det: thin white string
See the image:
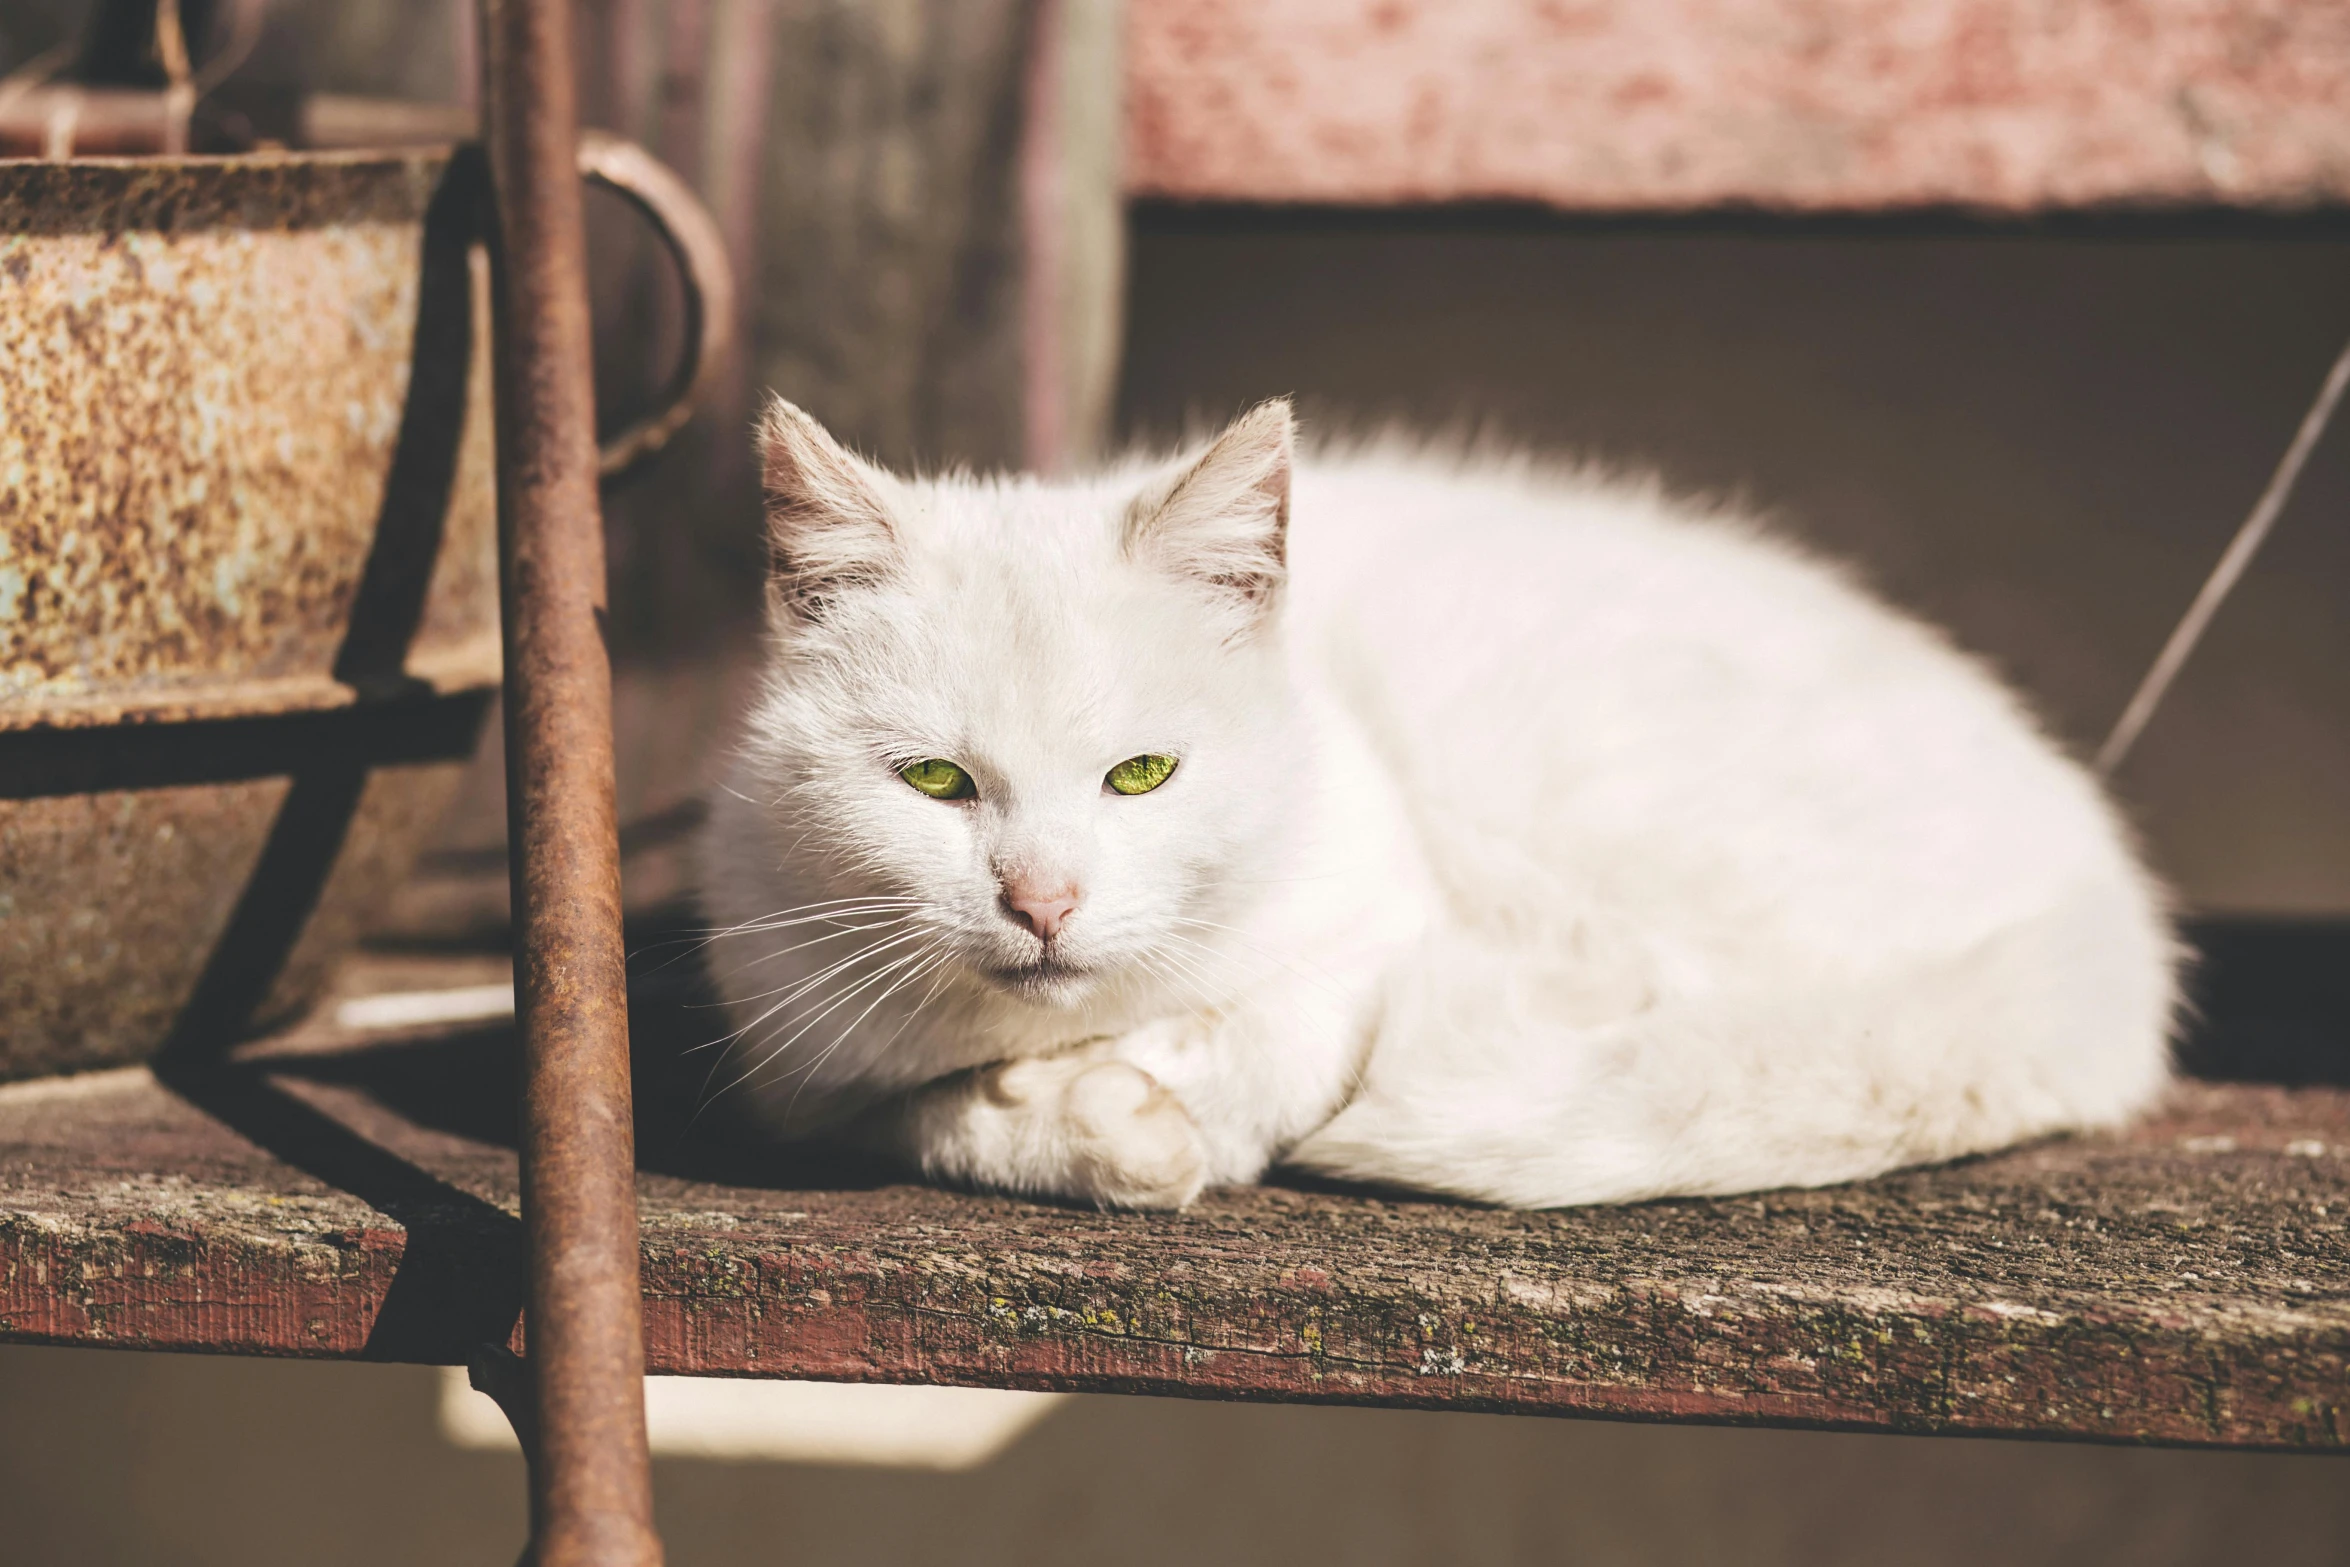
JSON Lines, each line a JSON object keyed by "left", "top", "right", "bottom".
{"left": 2097, "top": 332, "right": 2350, "bottom": 776}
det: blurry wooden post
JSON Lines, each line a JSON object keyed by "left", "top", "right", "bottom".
{"left": 1020, "top": 0, "right": 1125, "bottom": 475}
{"left": 478, "top": 0, "right": 662, "bottom": 1562}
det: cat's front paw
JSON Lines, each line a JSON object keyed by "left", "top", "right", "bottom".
{"left": 1067, "top": 1059, "right": 1210, "bottom": 1209}
{"left": 998, "top": 1057, "right": 1208, "bottom": 1209}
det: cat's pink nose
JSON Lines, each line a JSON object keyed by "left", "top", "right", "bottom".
{"left": 1001, "top": 879, "right": 1081, "bottom": 942}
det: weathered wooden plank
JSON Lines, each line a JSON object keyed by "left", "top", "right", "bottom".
{"left": 3, "top": 957, "right": 2347, "bottom": 1450}
{"left": 1126, "top": 0, "right": 2350, "bottom": 212}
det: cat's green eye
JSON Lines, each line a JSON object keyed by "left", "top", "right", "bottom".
{"left": 1105, "top": 753, "right": 1179, "bottom": 796}
{"left": 900, "top": 758, "right": 976, "bottom": 800}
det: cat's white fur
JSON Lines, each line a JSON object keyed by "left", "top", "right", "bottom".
{"left": 695, "top": 396, "right": 2176, "bottom": 1209}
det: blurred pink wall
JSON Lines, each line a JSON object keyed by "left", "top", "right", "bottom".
{"left": 1127, "top": 1, "right": 2350, "bottom": 210}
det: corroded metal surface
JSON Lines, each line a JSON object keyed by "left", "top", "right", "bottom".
{"left": 1127, "top": 0, "right": 2350, "bottom": 211}
{"left": 0, "top": 151, "right": 502, "bottom": 1078}
{"left": 0, "top": 986, "right": 2344, "bottom": 1452}
{"left": 0, "top": 153, "right": 502, "bottom": 725}
{"left": 481, "top": 0, "right": 663, "bottom": 1557}
{"left": 0, "top": 780, "right": 296, "bottom": 1075}
{"left": 575, "top": 129, "right": 735, "bottom": 481}
{"left": 0, "top": 737, "right": 481, "bottom": 1079}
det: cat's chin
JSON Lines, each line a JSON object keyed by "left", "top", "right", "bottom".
{"left": 977, "top": 954, "right": 1099, "bottom": 1007}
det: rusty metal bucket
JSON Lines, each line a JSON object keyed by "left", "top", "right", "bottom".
{"left": 0, "top": 138, "right": 729, "bottom": 1080}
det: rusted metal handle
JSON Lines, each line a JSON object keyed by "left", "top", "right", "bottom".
{"left": 577, "top": 129, "right": 736, "bottom": 481}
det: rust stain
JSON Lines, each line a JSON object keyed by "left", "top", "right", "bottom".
{"left": 0, "top": 152, "right": 501, "bottom": 1078}
{"left": 0, "top": 154, "right": 499, "bottom": 718}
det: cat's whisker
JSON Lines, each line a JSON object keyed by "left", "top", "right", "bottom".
{"left": 698, "top": 947, "right": 932, "bottom": 1110}
{"left": 787, "top": 944, "right": 951, "bottom": 1083}
{"left": 723, "top": 943, "right": 943, "bottom": 1098}
{"left": 685, "top": 911, "right": 952, "bottom": 1124}
{"left": 638, "top": 898, "right": 926, "bottom": 971}
{"left": 1141, "top": 939, "right": 1233, "bottom": 1010}
{"left": 706, "top": 915, "right": 927, "bottom": 985}
{"left": 1137, "top": 949, "right": 1225, "bottom": 1017}
{"left": 886, "top": 955, "right": 959, "bottom": 1048}
{"left": 733, "top": 937, "right": 931, "bottom": 1055}
{"left": 777, "top": 946, "right": 957, "bottom": 1121}
{"left": 691, "top": 926, "right": 934, "bottom": 1051}
{"left": 853, "top": 945, "right": 956, "bottom": 1056}
{"left": 1141, "top": 944, "right": 1337, "bottom": 1072}
{"left": 1166, "top": 918, "right": 1350, "bottom": 1001}
{"left": 1157, "top": 932, "right": 1303, "bottom": 1004}
{"left": 725, "top": 928, "right": 934, "bottom": 1026}
{"left": 712, "top": 909, "right": 925, "bottom": 943}
{"left": 697, "top": 935, "right": 912, "bottom": 1025}
{"left": 702, "top": 900, "right": 925, "bottom": 942}
{"left": 691, "top": 893, "right": 924, "bottom": 934}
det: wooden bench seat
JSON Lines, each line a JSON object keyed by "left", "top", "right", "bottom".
{"left": 5, "top": 941, "right": 2344, "bottom": 1452}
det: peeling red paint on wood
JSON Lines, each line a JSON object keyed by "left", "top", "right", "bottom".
{"left": 3, "top": 1024, "right": 2348, "bottom": 1449}
{"left": 1125, "top": 0, "right": 2350, "bottom": 211}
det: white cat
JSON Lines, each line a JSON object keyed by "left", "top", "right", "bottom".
{"left": 694, "top": 395, "right": 2176, "bottom": 1209}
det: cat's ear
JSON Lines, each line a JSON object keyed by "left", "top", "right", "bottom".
{"left": 1123, "top": 398, "right": 1292, "bottom": 627}
{"left": 757, "top": 395, "right": 899, "bottom": 623}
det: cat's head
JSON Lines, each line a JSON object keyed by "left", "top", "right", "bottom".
{"left": 724, "top": 397, "right": 1303, "bottom": 1009}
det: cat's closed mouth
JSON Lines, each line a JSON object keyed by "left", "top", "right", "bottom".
{"left": 980, "top": 954, "right": 1095, "bottom": 998}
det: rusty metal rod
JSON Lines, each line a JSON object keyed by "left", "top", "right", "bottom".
{"left": 478, "top": 1, "right": 662, "bottom": 1562}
